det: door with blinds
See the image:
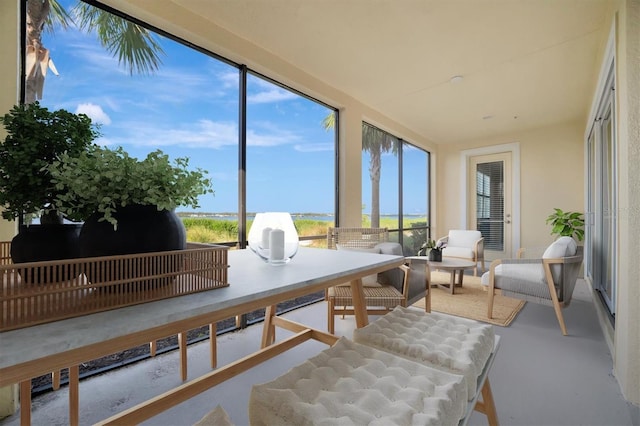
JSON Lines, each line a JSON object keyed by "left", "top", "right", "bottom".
{"left": 468, "top": 153, "right": 512, "bottom": 261}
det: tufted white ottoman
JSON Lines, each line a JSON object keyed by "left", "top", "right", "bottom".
{"left": 249, "top": 337, "right": 468, "bottom": 426}
{"left": 353, "top": 306, "right": 495, "bottom": 400}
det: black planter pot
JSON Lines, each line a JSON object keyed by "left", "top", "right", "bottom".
{"left": 79, "top": 205, "right": 186, "bottom": 291}
{"left": 10, "top": 223, "right": 82, "bottom": 284}
{"left": 428, "top": 249, "right": 442, "bottom": 262}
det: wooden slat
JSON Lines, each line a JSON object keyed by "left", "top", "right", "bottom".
{"left": 95, "top": 330, "right": 316, "bottom": 426}
{"left": 0, "top": 244, "right": 229, "bottom": 331}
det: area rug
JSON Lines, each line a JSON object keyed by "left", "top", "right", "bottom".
{"left": 411, "top": 271, "right": 525, "bottom": 327}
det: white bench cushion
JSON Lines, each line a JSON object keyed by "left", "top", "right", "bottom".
{"left": 353, "top": 306, "right": 494, "bottom": 400}
{"left": 249, "top": 337, "right": 467, "bottom": 426}
{"left": 194, "top": 405, "right": 234, "bottom": 426}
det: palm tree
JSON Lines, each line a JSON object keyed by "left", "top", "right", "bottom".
{"left": 25, "top": 0, "right": 164, "bottom": 104}
{"left": 322, "top": 112, "right": 399, "bottom": 228}
{"left": 361, "top": 123, "right": 399, "bottom": 228}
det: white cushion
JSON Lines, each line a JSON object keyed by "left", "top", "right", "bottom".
{"left": 542, "top": 236, "right": 577, "bottom": 258}
{"left": 442, "top": 247, "right": 474, "bottom": 259}
{"left": 354, "top": 306, "right": 495, "bottom": 400}
{"left": 336, "top": 244, "right": 381, "bottom": 286}
{"left": 336, "top": 244, "right": 380, "bottom": 254}
{"left": 194, "top": 405, "right": 234, "bottom": 426}
{"left": 542, "top": 237, "right": 577, "bottom": 283}
{"left": 375, "top": 242, "right": 404, "bottom": 256}
{"left": 481, "top": 264, "right": 546, "bottom": 287}
{"left": 447, "top": 230, "right": 482, "bottom": 248}
{"left": 249, "top": 337, "right": 468, "bottom": 426}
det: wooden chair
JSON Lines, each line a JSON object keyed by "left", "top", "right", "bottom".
{"left": 436, "top": 229, "right": 485, "bottom": 276}
{"left": 483, "top": 237, "right": 583, "bottom": 335}
{"left": 325, "top": 227, "right": 410, "bottom": 334}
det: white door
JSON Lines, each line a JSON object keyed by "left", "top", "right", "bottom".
{"left": 468, "top": 152, "right": 513, "bottom": 261}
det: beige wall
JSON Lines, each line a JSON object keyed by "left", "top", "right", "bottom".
{"left": 611, "top": 0, "right": 640, "bottom": 405}
{"left": 0, "top": 2, "right": 20, "bottom": 418}
{"left": 0, "top": 0, "right": 19, "bottom": 242}
{"left": 435, "top": 122, "right": 584, "bottom": 250}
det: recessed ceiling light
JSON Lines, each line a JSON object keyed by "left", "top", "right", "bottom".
{"left": 450, "top": 75, "right": 464, "bottom": 84}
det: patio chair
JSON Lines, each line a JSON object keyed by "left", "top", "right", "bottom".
{"left": 325, "top": 227, "right": 427, "bottom": 334}
{"left": 482, "top": 236, "right": 583, "bottom": 335}
{"left": 437, "top": 229, "right": 485, "bottom": 275}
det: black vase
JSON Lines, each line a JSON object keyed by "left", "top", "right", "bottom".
{"left": 428, "top": 249, "right": 442, "bottom": 262}
{"left": 10, "top": 224, "right": 82, "bottom": 284}
{"left": 79, "top": 205, "right": 186, "bottom": 291}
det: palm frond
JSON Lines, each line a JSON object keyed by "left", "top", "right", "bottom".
{"left": 74, "top": 2, "right": 165, "bottom": 75}
{"left": 43, "top": 0, "right": 74, "bottom": 33}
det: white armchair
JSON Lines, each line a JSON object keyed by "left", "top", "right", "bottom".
{"left": 481, "top": 236, "right": 583, "bottom": 335}
{"left": 437, "top": 229, "right": 484, "bottom": 276}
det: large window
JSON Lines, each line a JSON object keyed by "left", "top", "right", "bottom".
{"left": 22, "top": 0, "right": 336, "bottom": 246}
{"left": 362, "top": 123, "right": 430, "bottom": 255}
{"left": 20, "top": 0, "right": 337, "bottom": 391}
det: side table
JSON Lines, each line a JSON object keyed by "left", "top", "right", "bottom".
{"left": 408, "top": 257, "right": 477, "bottom": 295}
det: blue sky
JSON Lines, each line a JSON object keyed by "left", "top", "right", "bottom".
{"left": 36, "top": 1, "right": 426, "bottom": 216}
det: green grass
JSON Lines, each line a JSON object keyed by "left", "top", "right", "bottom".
{"left": 182, "top": 216, "right": 429, "bottom": 247}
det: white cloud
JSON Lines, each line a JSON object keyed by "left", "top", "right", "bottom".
{"left": 101, "top": 118, "right": 305, "bottom": 150}
{"left": 75, "top": 103, "right": 112, "bottom": 125}
{"left": 103, "top": 119, "right": 238, "bottom": 149}
{"left": 219, "top": 71, "right": 239, "bottom": 88}
{"left": 247, "top": 87, "right": 297, "bottom": 104}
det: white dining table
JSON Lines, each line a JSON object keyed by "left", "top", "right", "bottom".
{"left": 0, "top": 247, "right": 405, "bottom": 425}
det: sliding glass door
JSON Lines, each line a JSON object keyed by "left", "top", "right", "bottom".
{"left": 586, "top": 63, "right": 617, "bottom": 317}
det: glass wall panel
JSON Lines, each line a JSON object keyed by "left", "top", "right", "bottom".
{"left": 22, "top": 0, "right": 336, "bottom": 247}
{"left": 362, "top": 122, "right": 430, "bottom": 252}
{"left": 362, "top": 123, "right": 399, "bottom": 231}
{"left": 246, "top": 73, "right": 336, "bottom": 245}
{"left": 402, "top": 144, "right": 429, "bottom": 255}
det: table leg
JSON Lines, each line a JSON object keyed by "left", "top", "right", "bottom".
{"left": 69, "top": 365, "right": 79, "bottom": 426}
{"left": 480, "top": 378, "right": 499, "bottom": 426}
{"left": 261, "top": 304, "right": 277, "bottom": 348}
{"left": 209, "top": 323, "right": 217, "bottom": 369}
{"left": 19, "top": 380, "right": 30, "bottom": 426}
{"left": 350, "top": 278, "right": 369, "bottom": 328}
{"left": 457, "top": 269, "right": 465, "bottom": 287}
{"left": 424, "top": 263, "right": 431, "bottom": 312}
{"left": 178, "top": 332, "right": 187, "bottom": 381}
{"left": 449, "top": 271, "right": 455, "bottom": 294}
{"left": 52, "top": 370, "right": 61, "bottom": 390}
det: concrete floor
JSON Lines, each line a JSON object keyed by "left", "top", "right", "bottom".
{"left": 1, "top": 280, "right": 638, "bottom": 426}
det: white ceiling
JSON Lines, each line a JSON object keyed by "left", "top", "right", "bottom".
{"left": 170, "top": 0, "right": 612, "bottom": 144}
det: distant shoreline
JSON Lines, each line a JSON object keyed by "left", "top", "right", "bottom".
{"left": 176, "top": 212, "right": 335, "bottom": 218}
{"left": 33, "top": 212, "right": 427, "bottom": 225}
{"left": 176, "top": 212, "right": 427, "bottom": 220}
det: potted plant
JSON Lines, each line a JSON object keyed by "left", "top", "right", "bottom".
{"left": 0, "top": 102, "right": 99, "bottom": 265}
{"left": 417, "top": 238, "right": 446, "bottom": 261}
{"left": 545, "top": 208, "right": 585, "bottom": 242}
{"left": 48, "top": 145, "right": 214, "bottom": 259}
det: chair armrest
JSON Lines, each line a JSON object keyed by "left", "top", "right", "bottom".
{"left": 474, "top": 237, "right": 484, "bottom": 255}
{"left": 398, "top": 263, "right": 410, "bottom": 300}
